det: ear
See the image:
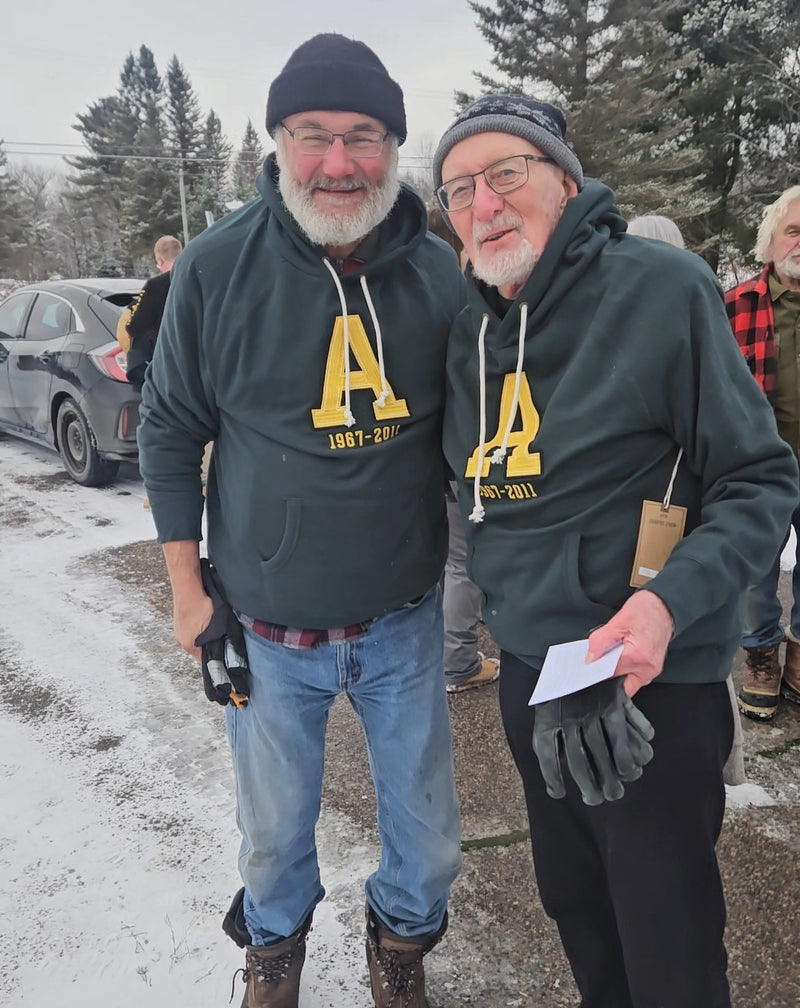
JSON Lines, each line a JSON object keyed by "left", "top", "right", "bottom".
{"left": 560, "top": 173, "right": 579, "bottom": 208}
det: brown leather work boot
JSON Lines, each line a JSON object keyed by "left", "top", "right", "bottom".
{"left": 365, "top": 905, "right": 446, "bottom": 1008}
{"left": 782, "top": 639, "right": 800, "bottom": 704}
{"left": 239, "top": 913, "right": 312, "bottom": 1008}
{"left": 738, "top": 645, "right": 782, "bottom": 721}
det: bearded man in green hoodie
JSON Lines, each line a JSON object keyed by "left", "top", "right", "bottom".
{"left": 433, "top": 95, "right": 798, "bottom": 1008}
{"left": 137, "top": 34, "right": 465, "bottom": 1008}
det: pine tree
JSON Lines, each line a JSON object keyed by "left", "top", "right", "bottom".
{"left": 0, "top": 141, "right": 26, "bottom": 277}
{"left": 69, "top": 93, "right": 138, "bottom": 244}
{"left": 662, "top": 1, "right": 800, "bottom": 271}
{"left": 231, "top": 121, "right": 265, "bottom": 203}
{"left": 166, "top": 54, "right": 206, "bottom": 235}
{"left": 191, "top": 110, "right": 233, "bottom": 230}
{"left": 464, "top": 2, "right": 705, "bottom": 221}
{"left": 69, "top": 46, "right": 182, "bottom": 269}
{"left": 465, "top": 0, "right": 800, "bottom": 268}
{"left": 117, "top": 46, "right": 181, "bottom": 260}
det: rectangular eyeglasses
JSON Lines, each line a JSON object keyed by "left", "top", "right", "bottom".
{"left": 280, "top": 123, "right": 389, "bottom": 158}
{"left": 437, "top": 154, "right": 555, "bottom": 212}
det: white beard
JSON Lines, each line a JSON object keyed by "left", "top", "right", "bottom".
{"left": 471, "top": 239, "right": 539, "bottom": 291}
{"left": 277, "top": 148, "right": 400, "bottom": 249}
{"left": 470, "top": 210, "right": 539, "bottom": 290}
{"left": 471, "top": 196, "right": 556, "bottom": 292}
{"left": 775, "top": 253, "right": 800, "bottom": 281}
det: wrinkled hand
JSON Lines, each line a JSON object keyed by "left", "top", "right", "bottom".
{"left": 531, "top": 677, "right": 655, "bottom": 806}
{"left": 586, "top": 590, "right": 674, "bottom": 697}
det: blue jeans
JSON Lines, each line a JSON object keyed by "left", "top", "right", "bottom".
{"left": 226, "top": 585, "right": 462, "bottom": 945}
{"left": 742, "top": 502, "right": 800, "bottom": 648}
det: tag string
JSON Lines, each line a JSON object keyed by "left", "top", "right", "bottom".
{"left": 662, "top": 448, "right": 684, "bottom": 511}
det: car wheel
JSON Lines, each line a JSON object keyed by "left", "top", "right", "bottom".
{"left": 56, "top": 397, "right": 120, "bottom": 487}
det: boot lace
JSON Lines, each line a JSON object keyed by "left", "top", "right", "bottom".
{"left": 747, "top": 647, "right": 779, "bottom": 681}
{"left": 246, "top": 948, "right": 295, "bottom": 984}
{"left": 371, "top": 942, "right": 420, "bottom": 1006}
{"left": 228, "top": 949, "right": 295, "bottom": 1003}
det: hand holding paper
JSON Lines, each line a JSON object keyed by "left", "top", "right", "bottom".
{"left": 586, "top": 589, "right": 674, "bottom": 697}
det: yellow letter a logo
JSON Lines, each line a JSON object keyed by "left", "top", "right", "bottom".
{"left": 465, "top": 372, "right": 541, "bottom": 478}
{"left": 311, "top": 314, "right": 410, "bottom": 429}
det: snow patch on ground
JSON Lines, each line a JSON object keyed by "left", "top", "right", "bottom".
{"left": 0, "top": 440, "right": 379, "bottom": 1007}
{"left": 725, "top": 782, "right": 777, "bottom": 808}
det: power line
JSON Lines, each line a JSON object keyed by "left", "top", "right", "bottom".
{"left": 3, "top": 142, "right": 434, "bottom": 168}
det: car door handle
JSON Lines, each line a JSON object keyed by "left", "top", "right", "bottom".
{"left": 37, "top": 351, "right": 55, "bottom": 364}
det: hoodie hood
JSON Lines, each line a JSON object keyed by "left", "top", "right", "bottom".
{"left": 471, "top": 179, "right": 627, "bottom": 344}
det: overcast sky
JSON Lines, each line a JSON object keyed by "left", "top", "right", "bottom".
{"left": 1, "top": 0, "right": 495, "bottom": 172}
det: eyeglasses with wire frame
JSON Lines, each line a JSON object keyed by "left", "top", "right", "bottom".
{"left": 280, "top": 122, "right": 390, "bottom": 158}
{"left": 436, "top": 154, "right": 556, "bottom": 212}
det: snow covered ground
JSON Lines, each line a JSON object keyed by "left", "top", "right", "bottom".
{"left": 0, "top": 439, "right": 379, "bottom": 1007}
{"left": 2, "top": 435, "right": 798, "bottom": 1008}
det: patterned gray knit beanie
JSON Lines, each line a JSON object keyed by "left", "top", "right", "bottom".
{"left": 433, "top": 94, "right": 583, "bottom": 191}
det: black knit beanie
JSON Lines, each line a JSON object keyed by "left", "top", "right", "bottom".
{"left": 266, "top": 33, "right": 407, "bottom": 145}
{"left": 434, "top": 94, "right": 583, "bottom": 191}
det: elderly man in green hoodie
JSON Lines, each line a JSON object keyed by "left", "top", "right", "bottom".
{"left": 138, "top": 33, "right": 465, "bottom": 1008}
{"left": 433, "top": 94, "right": 798, "bottom": 1008}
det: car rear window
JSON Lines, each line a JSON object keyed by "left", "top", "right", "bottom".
{"left": 88, "top": 291, "right": 142, "bottom": 336}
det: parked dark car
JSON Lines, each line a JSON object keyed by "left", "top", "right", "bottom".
{"left": 0, "top": 278, "right": 145, "bottom": 486}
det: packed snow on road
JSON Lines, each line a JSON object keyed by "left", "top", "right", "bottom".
{"left": 0, "top": 438, "right": 379, "bottom": 1007}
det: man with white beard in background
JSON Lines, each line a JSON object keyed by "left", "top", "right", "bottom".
{"left": 137, "top": 33, "right": 464, "bottom": 1008}
{"left": 726, "top": 185, "right": 800, "bottom": 721}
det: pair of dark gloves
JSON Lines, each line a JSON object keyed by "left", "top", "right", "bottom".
{"left": 532, "top": 677, "right": 655, "bottom": 806}
{"left": 194, "top": 559, "right": 250, "bottom": 708}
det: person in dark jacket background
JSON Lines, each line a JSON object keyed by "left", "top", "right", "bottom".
{"left": 725, "top": 185, "right": 800, "bottom": 721}
{"left": 433, "top": 94, "right": 798, "bottom": 1008}
{"left": 137, "top": 34, "right": 464, "bottom": 1008}
{"left": 125, "top": 234, "right": 182, "bottom": 389}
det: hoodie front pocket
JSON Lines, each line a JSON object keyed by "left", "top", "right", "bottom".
{"left": 259, "top": 498, "right": 302, "bottom": 574}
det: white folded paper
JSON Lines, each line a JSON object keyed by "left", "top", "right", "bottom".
{"left": 529, "top": 639, "right": 624, "bottom": 705}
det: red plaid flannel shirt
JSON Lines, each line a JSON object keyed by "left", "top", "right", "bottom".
{"left": 724, "top": 264, "right": 776, "bottom": 395}
{"left": 239, "top": 612, "right": 371, "bottom": 649}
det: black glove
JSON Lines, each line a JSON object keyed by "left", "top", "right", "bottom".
{"left": 194, "top": 559, "right": 250, "bottom": 708}
{"left": 222, "top": 887, "right": 251, "bottom": 948}
{"left": 531, "top": 677, "right": 654, "bottom": 806}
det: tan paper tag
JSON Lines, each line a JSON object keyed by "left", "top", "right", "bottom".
{"left": 629, "top": 499, "right": 687, "bottom": 588}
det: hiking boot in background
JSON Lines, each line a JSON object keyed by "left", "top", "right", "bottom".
{"left": 365, "top": 905, "right": 446, "bottom": 1008}
{"left": 738, "top": 644, "right": 782, "bottom": 720}
{"left": 446, "top": 653, "right": 500, "bottom": 693}
{"left": 781, "top": 637, "right": 800, "bottom": 704}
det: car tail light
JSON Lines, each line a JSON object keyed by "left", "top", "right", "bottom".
{"left": 89, "top": 341, "right": 130, "bottom": 383}
{"left": 119, "top": 403, "right": 141, "bottom": 440}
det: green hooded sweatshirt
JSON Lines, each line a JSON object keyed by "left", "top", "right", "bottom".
{"left": 444, "top": 180, "right": 798, "bottom": 683}
{"left": 138, "top": 155, "right": 465, "bottom": 628}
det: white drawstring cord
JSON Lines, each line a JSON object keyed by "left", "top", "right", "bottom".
{"left": 469, "top": 313, "right": 491, "bottom": 523}
{"left": 662, "top": 448, "right": 684, "bottom": 510}
{"left": 491, "top": 302, "right": 528, "bottom": 464}
{"left": 360, "top": 275, "right": 390, "bottom": 407}
{"left": 322, "top": 258, "right": 356, "bottom": 426}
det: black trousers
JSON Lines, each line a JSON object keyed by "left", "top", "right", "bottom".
{"left": 499, "top": 651, "right": 733, "bottom": 1008}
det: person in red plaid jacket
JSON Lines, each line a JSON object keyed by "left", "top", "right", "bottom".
{"left": 725, "top": 185, "right": 800, "bottom": 720}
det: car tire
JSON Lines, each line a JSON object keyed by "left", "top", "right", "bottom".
{"left": 56, "top": 397, "right": 120, "bottom": 487}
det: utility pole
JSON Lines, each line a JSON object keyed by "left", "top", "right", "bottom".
{"left": 178, "top": 160, "right": 190, "bottom": 244}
